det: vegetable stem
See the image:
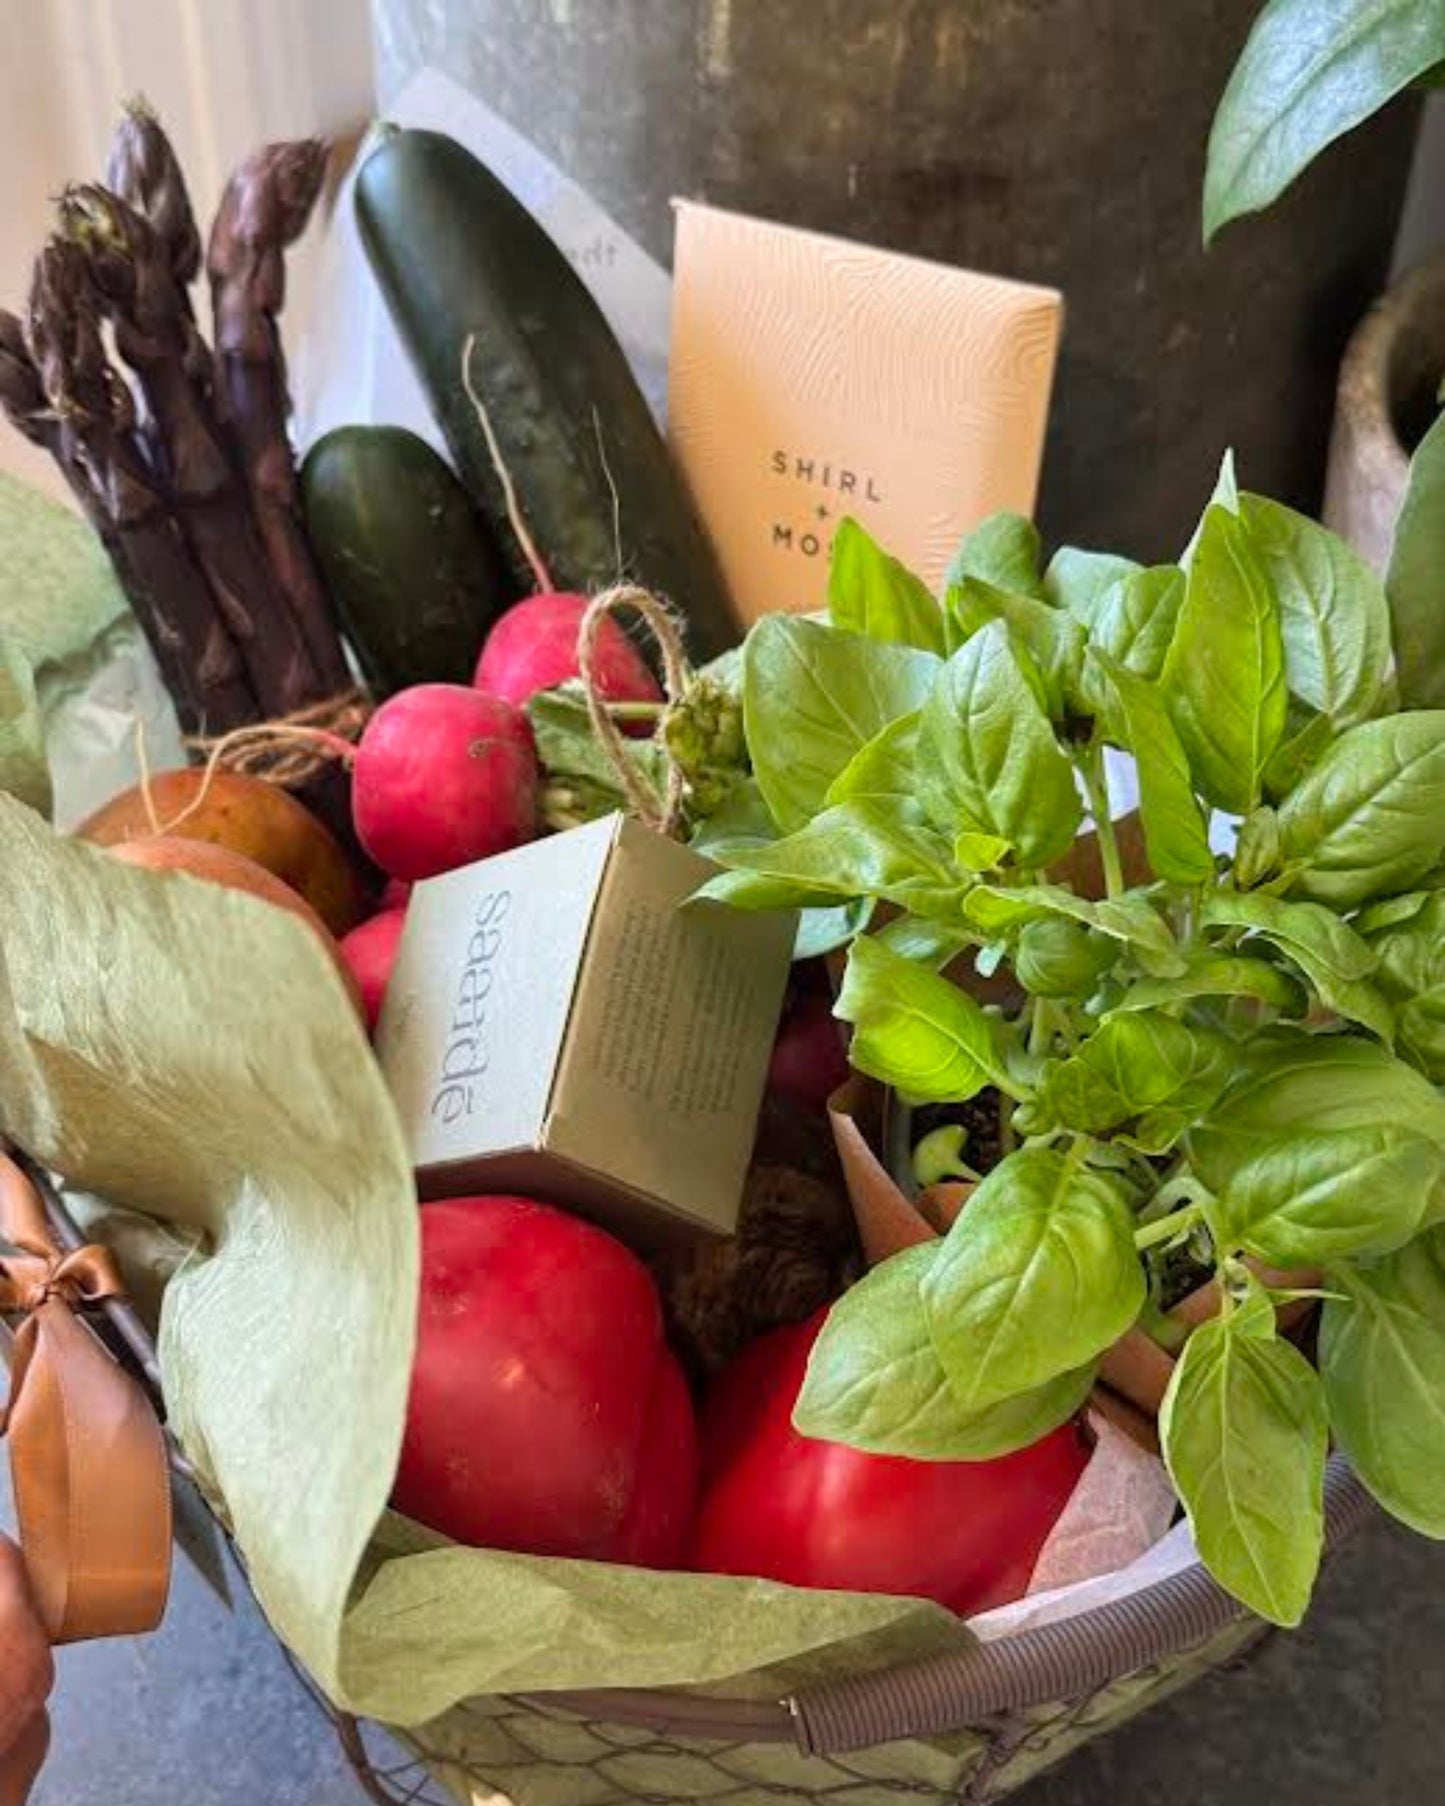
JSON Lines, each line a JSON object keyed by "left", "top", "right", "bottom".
{"left": 1081, "top": 744, "right": 1124, "bottom": 898}
{"left": 1134, "top": 1200, "right": 1207, "bottom": 1251}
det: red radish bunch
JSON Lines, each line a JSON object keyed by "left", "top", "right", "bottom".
{"left": 396, "top": 1196, "right": 697, "bottom": 1567}
{"left": 351, "top": 683, "right": 537, "bottom": 882}
{"left": 474, "top": 592, "right": 660, "bottom": 721}
{"left": 340, "top": 906, "right": 408, "bottom": 1032}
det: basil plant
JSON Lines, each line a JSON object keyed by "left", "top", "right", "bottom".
{"left": 694, "top": 472, "right": 1445, "bottom": 1627}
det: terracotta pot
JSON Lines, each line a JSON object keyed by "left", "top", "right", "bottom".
{"left": 1323, "top": 251, "right": 1445, "bottom": 572}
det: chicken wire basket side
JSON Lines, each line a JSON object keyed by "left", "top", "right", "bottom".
{"left": 19, "top": 1164, "right": 1375, "bottom": 1806}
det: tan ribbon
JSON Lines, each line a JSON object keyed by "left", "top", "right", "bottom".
{"left": 0, "top": 1154, "right": 171, "bottom": 1644}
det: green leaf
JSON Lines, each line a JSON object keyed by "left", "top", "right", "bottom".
{"left": 1364, "top": 889, "right": 1445, "bottom": 1081}
{"left": 706, "top": 797, "right": 960, "bottom": 915}
{"left": 872, "top": 915, "right": 975, "bottom": 970}
{"left": 1043, "top": 547, "right": 1141, "bottom": 627}
{"left": 527, "top": 682, "right": 668, "bottom": 813}
{"left": 1109, "top": 953, "right": 1307, "bottom": 1018}
{"left": 741, "top": 615, "right": 940, "bottom": 833}
{"left": 1085, "top": 566, "right": 1187, "bottom": 690}
{"left": 1239, "top": 493, "right": 1391, "bottom": 726}
{"left": 794, "top": 897, "right": 876, "bottom": 960}
{"left": 1276, "top": 711, "right": 1445, "bottom": 908}
{"left": 794, "top": 1244, "right": 1094, "bottom": 1460}
{"left": 1163, "top": 502, "right": 1287, "bottom": 813}
{"left": 1263, "top": 705, "right": 1336, "bottom": 801}
{"left": 918, "top": 622, "right": 1082, "bottom": 868}
{"left": 824, "top": 712, "right": 920, "bottom": 806}
{"left": 945, "top": 511, "right": 1044, "bottom": 599}
{"left": 1204, "top": 0, "right": 1445, "bottom": 241}
{"left": 1234, "top": 805, "right": 1283, "bottom": 888}
{"left": 1190, "top": 1034, "right": 1445, "bottom": 1264}
{"left": 1160, "top": 1285, "right": 1327, "bottom": 1627}
{"left": 962, "top": 883, "right": 1187, "bottom": 975}
{"left": 1320, "top": 1231, "right": 1445, "bottom": 1536}
{"left": 1033, "top": 1013, "right": 1235, "bottom": 1154}
{"left": 1386, "top": 407, "right": 1445, "bottom": 708}
{"left": 946, "top": 578, "right": 1086, "bottom": 719}
{"left": 835, "top": 933, "right": 1006, "bottom": 1103}
{"left": 1201, "top": 890, "right": 1393, "bottom": 1042}
{"left": 1014, "top": 917, "right": 1118, "bottom": 998}
{"left": 920, "top": 1148, "right": 1145, "bottom": 1410}
{"left": 1180, "top": 451, "right": 1241, "bottom": 569}
{"left": 829, "top": 516, "right": 946, "bottom": 654}
{"left": 1095, "top": 654, "right": 1213, "bottom": 886}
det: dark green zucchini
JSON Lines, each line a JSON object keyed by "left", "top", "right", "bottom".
{"left": 300, "top": 425, "right": 509, "bottom": 695}
{"left": 353, "top": 127, "right": 739, "bottom": 661}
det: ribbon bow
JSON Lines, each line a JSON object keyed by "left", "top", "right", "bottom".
{"left": 0, "top": 1153, "right": 171, "bottom": 1643}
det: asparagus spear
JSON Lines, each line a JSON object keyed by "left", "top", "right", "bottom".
{"left": 105, "top": 99, "right": 201, "bottom": 302}
{"left": 20, "top": 243, "right": 257, "bottom": 735}
{"left": 208, "top": 139, "right": 350, "bottom": 692}
{"left": 60, "top": 184, "right": 320, "bottom": 719}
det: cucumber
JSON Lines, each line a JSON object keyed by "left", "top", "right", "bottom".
{"left": 301, "top": 425, "right": 509, "bottom": 695}
{"left": 354, "top": 127, "right": 739, "bottom": 661}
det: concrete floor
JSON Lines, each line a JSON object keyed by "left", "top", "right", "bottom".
{"left": 5, "top": 1471, "right": 1442, "bottom": 1805}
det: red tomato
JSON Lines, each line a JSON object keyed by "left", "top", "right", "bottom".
{"left": 395, "top": 1197, "right": 697, "bottom": 1567}
{"left": 692, "top": 1310, "right": 1088, "bottom": 1615}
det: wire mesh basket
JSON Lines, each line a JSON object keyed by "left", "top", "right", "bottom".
{"left": 16, "top": 1156, "right": 1375, "bottom": 1806}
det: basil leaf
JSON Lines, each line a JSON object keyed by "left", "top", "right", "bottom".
{"left": 1034, "top": 1013, "right": 1234, "bottom": 1154}
{"left": 1276, "top": 711, "right": 1445, "bottom": 908}
{"left": 824, "top": 712, "right": 920, "bottom": 806}
{"left": 687, "top": 776, "right": 777, "bottom": 855}
{"left": 873, "top": 915, "right": 975, "bottom": 970}
{"left": 829, "top": 516, "right": 946, "bottom": 654}
{"left": 921, "top": 1148, "right": 1145, "bottom": 1409}
{"left": 1364, "top": 890, "right": 1445, "bottom": 1081}
{"left": 1015, "top": 917, "right": 1118, "bottom": 999}
{"left": 742, "top": 616, "right": 939, "bottom": 833}
{"left": 918, "top": 621, "right": 1082, "bottom": 868}
{"left": 1320, "top": 1232, "right": 1445, "bottom": 1536}
{"left": 1095, "top": 654, "right": 1213, "bottom": 886}
{"left": 835, "top": 934, "right": 1006, "bottom": 1103}
{"left": 1180, "top": 450, "right": 1240, "bottom": 569}
{"left": 795, "top": 898, "right": 876, "bottom": 960}
{"left": 1085, "top": 565, "right": 1186, "bottom": 689}
{"left": 947, "top": 577, "right": 1087, "bottom": 719}
{"left": 1201, "top": 890, "right": 1393, "bottom": 1043}
{"left": 1190, "top": 1034, "right": 1445, "bottom": 1264}
{"left": 1163, "top": 502, "right": 1287, "bottom": 814}
{"left": 693, "top": 866, "right": 841, "bottom": 913}
{"left": 0, "top": 633, "right": 52, "bottom": 819}
{"left": 962, "top": 883, "right": 1187, "bottom": 975}
{"left": 1108, "top": 953, "right": 1308, "bottom": 1018}
{"left": 1160, "top": 1285, "right": 1327, "bottom": 1627}
{"left": 1234, "top": 805, "right": 1283, "bottom": 889}
{"left": 1355, "top": 891, "right": 1432, "bottom": 936}
{"left": 1044, "top": 547, "right": 1141, "bottom": 627}
{"left": 795, "top": 1244, "right": 1094, "bottom": 1460}
{"left": 1387, "top": 407, "right": 1445, "bottom": 709}
{"left": 945, "top": 511, "right": 1044, "bottom": 599}
{"left": 1263, "top": 704, "right": 1336, "bottom": 800}
{"left": 1204, "top": 0, "right": 1445, "bottom": 242}
{"left": 708, "top": 797, "right": 961, "bottom": 915}
{"left": 1239, "top": 493, "right": 1392, "bottom": 726}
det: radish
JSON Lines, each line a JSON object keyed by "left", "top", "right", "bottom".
{"left": 475, "top": 592, "right": 661, "bottom": 721}
{"left": 767, "top": 986, "right": 851, "bottom": 1113}
{"left": 340, "top": 906, "right": 408, "bottom": 1032}
{"left": 352, "top": 683, "right": 538, "bottom": 881}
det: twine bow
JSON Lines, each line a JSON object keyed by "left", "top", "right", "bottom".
{"left": 0, "top": 1153, "right": 171, "bottom": 1644}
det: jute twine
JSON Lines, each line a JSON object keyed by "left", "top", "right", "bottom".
{"left": 184, "top": 688, "right": 372, "bottom": 787}
{"left": 577, "top": 586, "right": 690, "bottom": 839}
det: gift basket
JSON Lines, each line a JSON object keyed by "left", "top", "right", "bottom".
{"left": 3, "top": 83, "right": 1445, "bottom": 1806}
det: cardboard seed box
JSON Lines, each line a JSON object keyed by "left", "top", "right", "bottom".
{"left": 376, "top": 813, "right": 797, "bottom": 1248}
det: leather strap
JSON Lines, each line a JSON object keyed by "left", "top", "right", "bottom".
{"left": 0, "top": 1154, "right": 171, "bottom": 1644}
